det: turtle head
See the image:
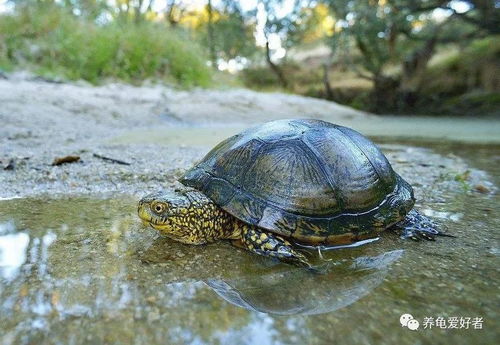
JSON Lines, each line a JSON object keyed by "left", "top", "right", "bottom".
{"left": 138, "top": 190, "right": 204, "bottom": 244}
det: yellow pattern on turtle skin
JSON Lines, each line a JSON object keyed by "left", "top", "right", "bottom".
{"left": 263, "top": 241, "right": 275, "bottom": 250}
{"left": 237, "top": 224, "right": 312, "bottom": 267}
{"left": 298, "top": 221, "right": 323, "bottom": 235}
{"left": 139, "top": 190, "right": 312, "bottom": 267}
{"left": 147, "top": 195, "right": 238, "bottom": 244}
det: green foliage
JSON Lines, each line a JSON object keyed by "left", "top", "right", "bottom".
{"left": 441, "top": 92, "right": 500, "bottom": 116}
{"left": 0, "top": 5, "right": 211, "bottom": 86}
{"left": 423, "top": 36, "right": 500, "bottom": 95}
{"left": 0, "top": 0, "right": 497, "bottom": 116}
{"left": 197, "top": 2, "right": 256, "bottom": 62}
{"left": 243, "top": 35, "right": 499, "bottom": 116}
{"left": 454, "top": 170, "right": 472, "bottom": 192}
{"left": 325, "top": 0, "right": 410, "bottom": 77}
{"left": 241, "top": 61, "right": 320, "bottom": 90}
{"left": 241, "top": 65, "right": 280, "bottom": 87}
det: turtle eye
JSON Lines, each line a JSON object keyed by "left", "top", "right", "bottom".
{"left": 152, "top": 202, "right": 167, "bottom": 214}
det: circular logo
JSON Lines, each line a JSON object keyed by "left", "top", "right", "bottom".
{"left": 400, "top": 313, "right": 413, "bottom": 327}
{"left": 407, "top": 319, "right": 420, "bottom": 331}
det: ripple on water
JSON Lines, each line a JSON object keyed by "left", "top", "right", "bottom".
{"left": 0, "top": 223, "right": 29, "bottom": 282}
{"left": 0, "top": 140, "right": 499, "bottom": 345}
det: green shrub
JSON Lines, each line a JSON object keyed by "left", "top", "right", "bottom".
{"left": 0, "top": 5, "right": 211, "bottom": 86}
{"left": 241, "top": 65, "right": 280, "bottom": 88}
{"left": 423, "top": 36, "right": 500, "bottom": 95}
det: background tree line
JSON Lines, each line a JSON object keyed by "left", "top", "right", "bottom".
{"left": 0, "top": 0, "right": 498, "bottom": 115}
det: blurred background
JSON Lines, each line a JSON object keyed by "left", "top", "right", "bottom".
{"left": 0, "top": 0, "right": 498, "bottom": 116}
{"left": 1, "top": 2, "right": 499, "bottom": 345}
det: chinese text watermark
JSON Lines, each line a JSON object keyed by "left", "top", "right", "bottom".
{"left": 400, "top": 314, "right": 483, "bottom": 331}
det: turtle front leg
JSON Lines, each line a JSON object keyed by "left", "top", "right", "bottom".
{"left": 234, "top": 223, "right": 313, "bottom": 269}
{"left": 392, "top": 209, "right": 455, "bottom": 240}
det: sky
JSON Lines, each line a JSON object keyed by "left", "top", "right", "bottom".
{"left": 151, "top": 0, "right": 259, "bottom": 13}
{"left": 150, "top": 0, "right": 295, "bottom": 16}
{"left": 0, "top": 0, "right": 247, "bottom": 14}
{"left": 0, "top": 0, "right": 473, "bottom": 16}
{"left": 0, "top": 0, "right": 10, "bottom": 13}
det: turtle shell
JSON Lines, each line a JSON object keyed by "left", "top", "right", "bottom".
{"left": 181, "top": 119, "right": 415, "bottom": 245}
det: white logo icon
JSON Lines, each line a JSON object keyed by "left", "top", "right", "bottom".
{"left": 400, "top": 314, "right": 419, "bottom": 330}
{"left": 407, "top": 319, "right": 420, "bottom": 330}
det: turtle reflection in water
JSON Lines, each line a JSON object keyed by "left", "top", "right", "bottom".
{"left": 138, "top": 119, "right": 451, "bottom": 269}
{"left": 206, "top": 250, "right": 404, "bottom": 315}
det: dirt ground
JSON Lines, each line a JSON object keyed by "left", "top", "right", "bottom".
{"left": 0, "top": 73, "right": 497, "bottom": 198}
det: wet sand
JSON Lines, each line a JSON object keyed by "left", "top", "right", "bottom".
{"left": 1, "top": 76, "right": 498, "bottom": 198}
{"left": 0, "top": 76, "right": 499, "bottom": 345}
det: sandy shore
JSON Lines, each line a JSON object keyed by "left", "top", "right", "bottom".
{"left": 0, "top": 75, "right": 497, "bottom": 198}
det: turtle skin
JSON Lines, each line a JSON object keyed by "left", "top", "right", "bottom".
{"left": 180, "top": 119, "right": 415, "bottom": 246}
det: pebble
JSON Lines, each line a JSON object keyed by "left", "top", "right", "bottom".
{"left": 474, "top": 184, "right": 490, "bottom": 193}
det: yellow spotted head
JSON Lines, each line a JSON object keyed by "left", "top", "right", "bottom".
{"left": 138, "top": 190, "right": 200, "bottom": 244}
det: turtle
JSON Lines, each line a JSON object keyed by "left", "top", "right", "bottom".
{"left": 138, "top": 119, "right": 449, "bottom": 269}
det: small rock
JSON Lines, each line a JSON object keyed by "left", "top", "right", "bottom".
{"left": 147, "top": 309, "right": 161, "bottom": 322}
{"left": 145, "top": 296, "right": 157, "bottom": 303}
{"left": 52, "top": 155, "right": 80, "bottom": 166}
{"left": 474, "top": 184, "right": 490, "bottom": 194}
{"left": 3, "top": 159, "right": 15, "bottom": 170}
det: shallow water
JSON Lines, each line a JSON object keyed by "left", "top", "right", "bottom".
{"left": 109, "top": 116, "right": 500, "bottom": 147}
{"left": 0, "top": 141, "right": 499, "bottom": 345}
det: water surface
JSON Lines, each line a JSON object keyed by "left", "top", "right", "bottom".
{"left": 0, "top": 141, "right": 498, "bottom": 345}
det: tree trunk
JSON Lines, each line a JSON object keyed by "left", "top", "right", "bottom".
{"left": 265, "top": 40, "right": 288, "bottom": 88}
{"left": 134, "top": 0, "right": 144, "bottom": 24}
{"left": 146, "top": 0, "right": 154, "bottom": 14}
{"left": 166, "top": 0, "right": 178, "bottom": 26}
{"left": 322, "top": 61, "right": 334, "bottom": 100}
{"left": 207, "top": 0, "right": 217, "bottom": 68}
{"left": 399, "top": 34, "right": 438, "bottom": 108}
{"left": 371, "top": 74, "right": 400, "bottom": 113}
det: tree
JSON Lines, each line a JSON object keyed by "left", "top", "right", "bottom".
{"left": 193, "top": 1, "right": 256, "bottom": 68}
{"left": 206, "top": 0, "right": 216, "bottom": 66}
{"left": 258, "top": 0, "right": 325, "bottom": 88}
{"left": 322, "top": 0, "right": 488, "bottom": 112}
{"left": 164, "top": 0, "right": 188, "bottom": 27}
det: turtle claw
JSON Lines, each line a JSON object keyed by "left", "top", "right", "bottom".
{"left": 317, "top": 246, "right": 333, "bottom": 261}
{"left": 393, "top": 209, "right": 455, "bottom": 241}
{"left": 305, "top": 265, "right": 326, "bottom": 274}
{"left": 400, "top": 226, "right": 437, "bottom": 241}
{"left": 239, "top": 225, "right": 316, "bottom": 270}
